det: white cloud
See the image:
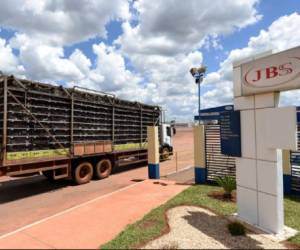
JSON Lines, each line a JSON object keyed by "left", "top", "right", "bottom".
{"left": 0, "top": 38, "right": 24, "bottom": 76}
{"left": 118, "top": 0, "right": 261, "bottom": 56}
{"left": 202, "top": 12, "right": 300, "bottom": 109}
{"left": 113, "top": 0, "right": 261, "bottom": 121}
{"left": 0, "top": 0, "right": 130, "bottom": 46}
{"left": 70, "top": 49, "right": 92, "bottom": 75}
{"left": 9, "top": 34, "right": 87, "bottom": 82}
{"left": 2, "top": 2, "right": 300, "bottom": 122}
{"left": 92, "top": 43, "right": 140, "bottom": 92}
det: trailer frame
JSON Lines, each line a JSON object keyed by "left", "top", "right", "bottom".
{"left": 0, "top": 75, "right": 161, "bottom": 183}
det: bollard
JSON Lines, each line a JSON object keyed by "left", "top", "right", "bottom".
{"left": 147, "top": 126, "right": 160, "bottom": 179}
{"left": 194, "top": 125, "right": 206, "bottom": 184}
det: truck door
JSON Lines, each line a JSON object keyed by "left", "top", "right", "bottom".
{"left": 162, "top": 124, "right": 172, "bottom": 147}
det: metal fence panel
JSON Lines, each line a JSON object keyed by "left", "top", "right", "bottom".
{"left": 290, "top": 123, "right": 300, "bottom": 194}
{"left": 205, "top": 124, "right": 236, "bottom": 182}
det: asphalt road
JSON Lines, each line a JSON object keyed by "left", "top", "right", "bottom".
{"left": 0, "top": 127, "right": 193, "bottom": 236}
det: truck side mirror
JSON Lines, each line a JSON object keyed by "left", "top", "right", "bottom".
{"left": 172, "top": 127, "right": 176, "bottom": 135}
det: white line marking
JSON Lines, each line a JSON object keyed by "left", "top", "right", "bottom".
{"left": 162, "top": 165, "right": 193, "bottom": 177}
{"left": 0, "top": 180, "right": 145, "bottom": 240}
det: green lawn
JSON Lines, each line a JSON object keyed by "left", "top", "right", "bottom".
{"left": 100, "top": 184, "right": 300, "bottom": 249}
{"left": 284, "top": 195, "right": 300, "bottom": 246}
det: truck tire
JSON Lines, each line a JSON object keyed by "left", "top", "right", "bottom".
{"left": 94, "top": 159, "right": 112, "bottom": 179}
{"left": 73, "top": 162, "right": 93, "bottom": 185}
{"left": 161, "top": 147, "right": 170, "bottom": 161}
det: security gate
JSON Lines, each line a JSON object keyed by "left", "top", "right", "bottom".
{"left": 205, "top": 124, "right": 236, "bottom": 181}
{"left": 290, "top": 122, "right": 300, "bottom": 194}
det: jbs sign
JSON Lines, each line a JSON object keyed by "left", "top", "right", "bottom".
{"left": 241, "top": 46, "right": 300, "bottom": 96}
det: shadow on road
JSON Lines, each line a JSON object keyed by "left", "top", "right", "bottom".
{"left": 113, "top": 162, "right": 147, "bottom": 174}
{"left": 0, "top": 175, "right": 71, "bottom": 204}
{"left": 0, "top": 163, "right": 148, "bottom": 204}
{"left": 0, "top": 161, "right": 165, "bottom": 204}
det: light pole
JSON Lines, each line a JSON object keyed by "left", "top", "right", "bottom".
{"left": 190, "top": 66, "right": 206, "bottom": 124}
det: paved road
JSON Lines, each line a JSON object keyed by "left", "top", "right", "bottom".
{"left": 0, "top": 180, "right": 188, "bottom": 249}
{"left": 0, "top": 128, "right": 193, "bottom": 236}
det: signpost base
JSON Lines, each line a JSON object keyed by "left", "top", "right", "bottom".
{"left": 194, "top": 167, "right": 206, "bottom": 184}
{"left": 283, "top": 174, "right": 292, "bottom": 195}
{"left": 148, "top": 163, "right": 160, "bottom": 179}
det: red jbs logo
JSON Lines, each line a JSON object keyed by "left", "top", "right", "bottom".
{"left": 243, "top": 56, "right": 300, "bottom": 88}
{"left": 245, "top": 63, "right": 293, "bottom": 83}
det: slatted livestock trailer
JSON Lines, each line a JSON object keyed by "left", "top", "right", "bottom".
{"left": 0, "top": 75, "right": 174, "bottom": 184}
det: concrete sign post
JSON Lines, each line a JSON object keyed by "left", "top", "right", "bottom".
{"left": 233, "top": 46, "right": 299, "bottom": 234}
{"left": 147, "top": 126, "right": 160, "bottom": 179}
{"left": 194, "top": 125, "right": 206, "bottom": 183}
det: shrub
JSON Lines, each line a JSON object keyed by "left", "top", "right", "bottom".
{"left": 227, "top": 221, "right": 246, "bottom": 236}
{"left": 216, "top": 176, "right": 236, "bottom": 199}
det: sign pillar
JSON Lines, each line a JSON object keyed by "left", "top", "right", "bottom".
{"left": 194, "top": 125, "right": 206, "bottom": 183}
{"left": 147, "top": 126, "right": 160, "bottom": 179}
{"left": 233, "top": 48, "right": 299, "bottom": 234}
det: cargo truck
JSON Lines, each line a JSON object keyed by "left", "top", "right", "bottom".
{"left": 0, "top": 75, "right": 175, "bottom": 184}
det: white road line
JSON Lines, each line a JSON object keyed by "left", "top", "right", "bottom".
{"left": 162, "top": 165, "right": 193, "bottom": 177}
{"left": 0, "top": 180, "right": 145, "bottom": 240}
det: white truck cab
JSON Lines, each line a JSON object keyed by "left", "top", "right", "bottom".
{"left": 159, "top": 123, "right": 176, "bottom": 160}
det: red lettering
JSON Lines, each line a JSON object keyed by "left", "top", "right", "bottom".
{"left": 245, "top": 61, "right": 295, "bottom": 86}
{"left": 266, "top": 66, "right": 278, "bottom": 79}
{"left": 279, "top": 62, "right": 293, "bottom": 76}
{"left": 252, "top": 70, "right": 261, "bottom": 82}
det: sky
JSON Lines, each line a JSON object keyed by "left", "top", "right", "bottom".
{"left": 0, "top": 0, "right": 300, "bottom": 122}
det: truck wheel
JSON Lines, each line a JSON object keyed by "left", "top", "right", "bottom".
{"left": 95, "top": 159, "right": 112, "bottom": 179}
{"left": 42, "top": 170, "right": 55, "bottom": 181}
{"left": 73, "top": 162, "right": 93, "bottom": 185}
{"left": 161, "top": 147, "right": 170, "bottom": 161}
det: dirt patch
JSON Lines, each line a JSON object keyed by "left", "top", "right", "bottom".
{"left": 143, "top": 206, "right": 286, "bottom": 249}
{"left": 139, "top": 219, "right": 157, "bottom": 230}
{"left": 207, "top": 191, "right": 236, "bottom": 203}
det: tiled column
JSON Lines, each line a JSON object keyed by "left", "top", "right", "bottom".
{"left": 147, "top": 126, "right": 160, "bottom": 179}
{"left": 232, "top": 49, "right": 298, "bottom": 234}
{"left": 234, "top": 92, "right": 297, "bottom": 233}
{"left": 282, "top": 150, "right": 292, "bottom": 195}
{"left": 194, "top": 125, "right": 206, "bottom": 184}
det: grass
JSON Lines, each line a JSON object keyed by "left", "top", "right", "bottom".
{"left": 100, "top": 184, "right": 300, "bottom": 249}
{"left": 284, "top": 195, "right": 300, "bottom": 246}
{"left": 100, "top": 184, "right": 235, "bottom": 249}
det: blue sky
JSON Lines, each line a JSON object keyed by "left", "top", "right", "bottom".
{"left": 0, "top": 0, "right": 300, "bottom": 121}
{"left": 202, "top": 0, "right": 300, "bottom": 72}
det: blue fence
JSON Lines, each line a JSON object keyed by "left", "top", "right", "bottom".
{"left": 291, "top": 107, "right": 300, "bottom": 166}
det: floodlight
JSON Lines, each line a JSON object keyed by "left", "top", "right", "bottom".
{"left": 190, "top": 65, "right": 207, "bottom": 124}
{"left": 190, "top": 66, "right": 207, "bottom": 77}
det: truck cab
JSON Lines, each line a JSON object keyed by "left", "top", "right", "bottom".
{"left": 160, "top": 123, "right": 176, "bottom": 160}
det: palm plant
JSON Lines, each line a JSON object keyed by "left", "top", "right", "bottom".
{"left": 216, "top": 176, "right": 236, "bottom": 199}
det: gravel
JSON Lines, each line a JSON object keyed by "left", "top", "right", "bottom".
{"left": 144, "top": 206, "right": 286, "bottom": 249}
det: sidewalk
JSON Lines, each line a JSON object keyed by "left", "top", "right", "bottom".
{"left": 0, "top": 179, "right": 189, "bottom": 249}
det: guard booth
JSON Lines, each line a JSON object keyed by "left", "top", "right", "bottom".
{"left": 195, "top": 105, "right": 236, "bottom": 182}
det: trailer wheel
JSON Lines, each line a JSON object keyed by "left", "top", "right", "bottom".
{"left": 95, "top": 159, "right": 112, "bottom": 179}
{"left": 73, "top": 162, "right": 93, "bottom": 185}
{"left": 161, "top": 147, "right": 170, "bottom": 161}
